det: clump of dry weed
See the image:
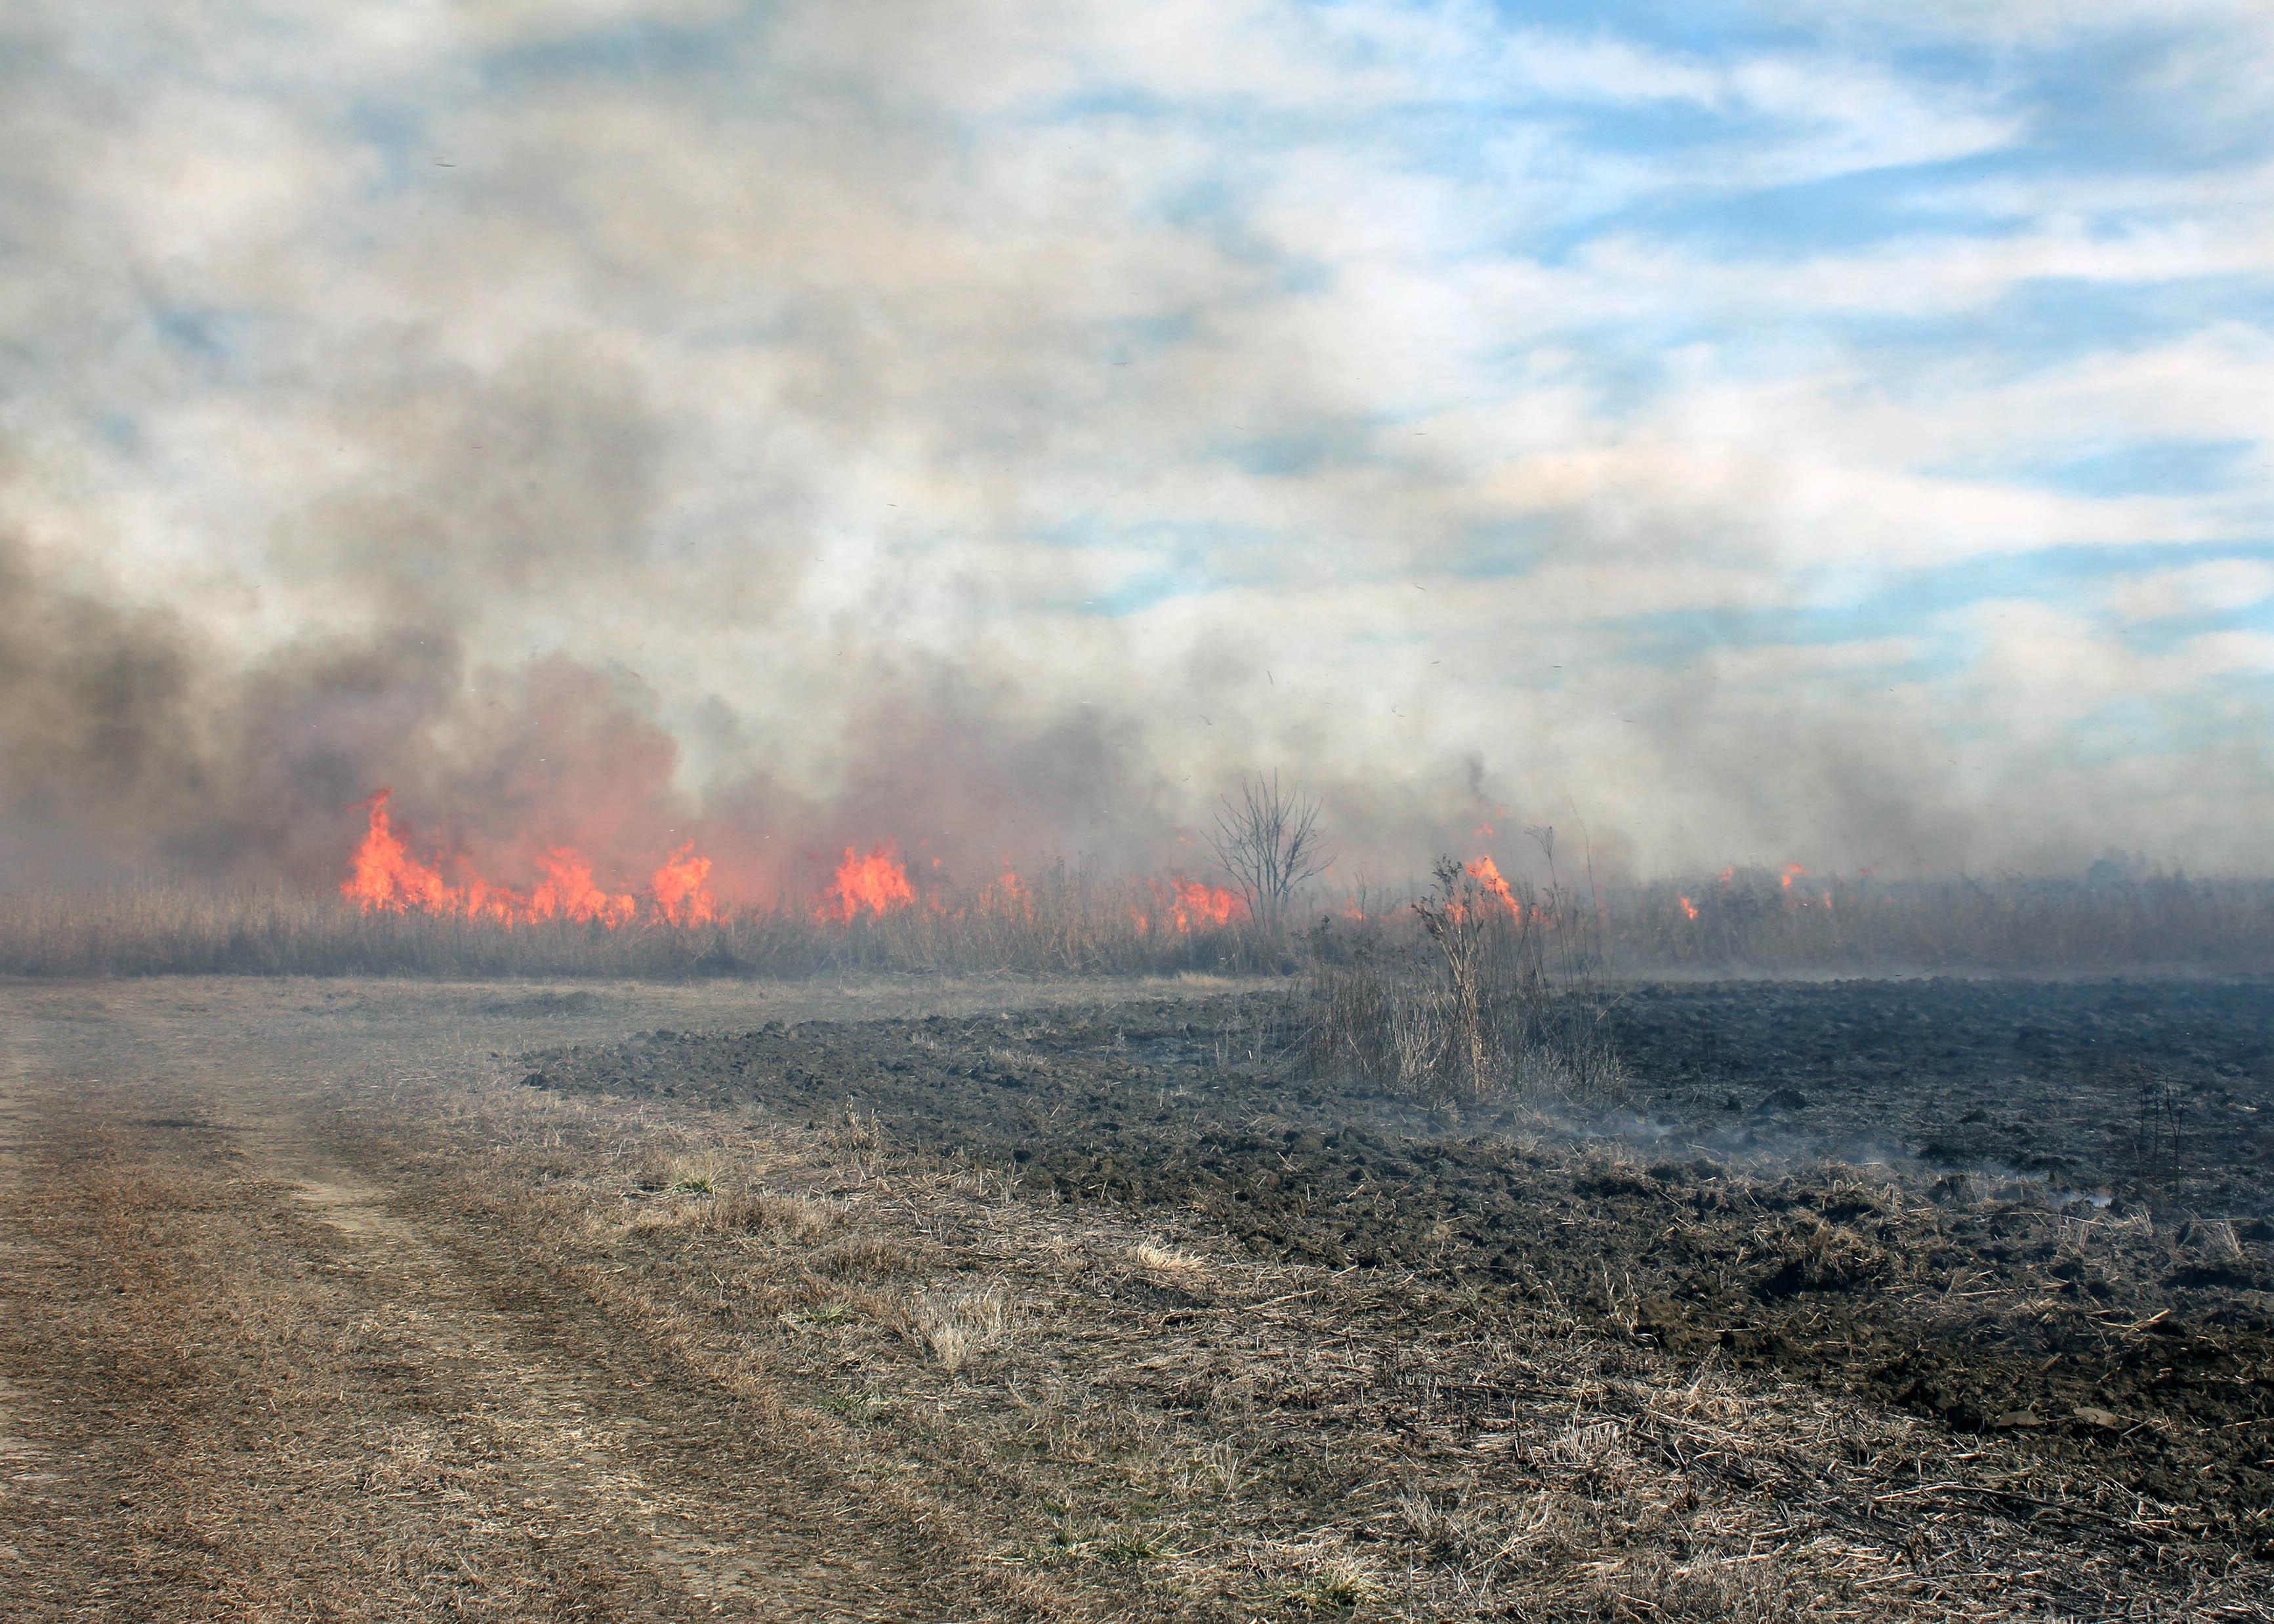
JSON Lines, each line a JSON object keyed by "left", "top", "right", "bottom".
{"left": 907, "top": 1285, "right": 1017, "bottom": 1372}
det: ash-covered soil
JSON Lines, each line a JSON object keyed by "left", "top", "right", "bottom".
{"left": 523, "top": 977, "right": 2274, "bottom": 1556}
{"left": 1609, "top": 977, "right": 2274, "bottom": 1213}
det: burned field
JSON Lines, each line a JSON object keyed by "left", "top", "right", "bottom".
{"left": 12, "top": 974, "right": 2274, "bottom": 1623}
{"left": 522, "top": 976, "right": 2274, "bottom": 1568}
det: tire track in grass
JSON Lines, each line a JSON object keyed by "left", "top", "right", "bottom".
{"left": 0, "top": 992, "right": 1052, "bottom": 1623}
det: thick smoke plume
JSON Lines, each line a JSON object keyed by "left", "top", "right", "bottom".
{"left": 5, "top": 4, "right": 2270, "bottom": 894}
{"left": 0, "top": 531, "right": 1209, "bottom": 902}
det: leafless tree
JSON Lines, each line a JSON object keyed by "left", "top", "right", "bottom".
{"left": 1209, "top": 773, "right": 1331, "bottom": 937}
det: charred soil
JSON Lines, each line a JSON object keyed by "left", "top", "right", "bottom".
{"left": 524, "top": 977, "right": 2274, "bottom": 1559}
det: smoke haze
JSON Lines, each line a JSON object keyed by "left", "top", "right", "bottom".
{"left": 5, "top": 2, "right": 2273, "bottom": 899}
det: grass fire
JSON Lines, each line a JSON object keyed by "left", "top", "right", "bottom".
{"left": 5, "top": 5, "right": 2272, "bottom": 1622}
{"left": 7, "top": 782, "right": 2272, "bottom": 1619}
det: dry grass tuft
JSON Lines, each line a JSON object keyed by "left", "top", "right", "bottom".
{"left": 1132, "top": 1240, "right": 1205, "bottom": 1273}
{"left": 1311, "top": 856, "right": 1626, "bottom": 1105}
{"left": 907, "top": 1285, "right": 1016, "bottom": 1372}
{"left": 1282, "top": 1552, "right": 1378, "bottom": 1614}
{"left": 812, "top": 1232, "right": 917, "bottom": 1278}
{"left": 720, "top": 1188, "right": 838, "bottom": 1241}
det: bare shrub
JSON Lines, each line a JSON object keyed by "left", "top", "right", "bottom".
{"left": 1209, "top": 773, "right": 1331, "bottom": 940}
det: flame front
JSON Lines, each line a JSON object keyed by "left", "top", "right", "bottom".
{"left": 984, "top": 863, "right": 1033, "bottom": 918}
{"left": 531, "top": 849, "right": 636, "bottom": 926}
{"left": 342, "top": 792, "right": 459, "bottom": 914}
{"left": 1134, "top": 876, "right": 1246, "bottom": 933}
{"left": 651, "top": 842, "right": 716, "bottom": 926}
{"left": 1464, "top": 855, "right": 1523, "bottom": 921}
{"left": 1173, "top": 878, "right": 1243, "bottom": 931}
{"left": 342, "top": 793, "right": 697, "bottom": 928}
{"left": 342, "top": 794, "right": 1269, "bottom": 937}
{"left": 1678, "top": 895, "right": 1699, "bottom": 921}
{"left": 819, "top": 844, "right": 916, "bottom": 922}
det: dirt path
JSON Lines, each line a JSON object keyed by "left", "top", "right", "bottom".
{"left": 0, "top": 978, "right": 1123, "bottom": 1623}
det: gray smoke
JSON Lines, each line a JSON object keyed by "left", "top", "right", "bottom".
{"left": 3, "top": 3, "right": 2267, "bottom": 893}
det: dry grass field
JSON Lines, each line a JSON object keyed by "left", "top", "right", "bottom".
{"left": 5, "top": 866, "right": 2273, "bottom": 982}
{"left": 3, "top": 975, "right": 2267, "bottom": 1621}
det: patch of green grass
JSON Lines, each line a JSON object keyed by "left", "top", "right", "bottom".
{"left": 669, "top": 1171, "right": 717, "bottom": 1194}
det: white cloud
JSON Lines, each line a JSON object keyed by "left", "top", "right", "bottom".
{"left": 2109, "top": 559, "right": 2274, "bottom": 621}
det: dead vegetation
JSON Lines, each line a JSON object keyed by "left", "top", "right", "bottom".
{"left": 6, "top": 976, "right": 2271, "bottom": 1621}
{"left": 1209, "top": 773, "right": 1333, "bottom": 940}
{"left": 511, "top": 985, "right": 2274, "bottom": 1575}
{"left": 392, "top": 1066, "right": 2272, "bottom": 1621}
{"left": 7, "top": 863, "right": 2274, "bottom": 980}
{"left": 0, "top": 872, "right": 1280, "bottom": 981}
{"left": 1598, "top": 866, "right": 2274, "bottom": 972}
{"left": 1309, "top": 854, "right": 1627, "bottom": 1105}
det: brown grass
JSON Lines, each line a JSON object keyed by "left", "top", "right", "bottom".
{"left": 6, "top": 864, "right": 2274, "bottom": 981}
{"left": 1310, "top": 857, "right": 1628, "bottom": 1105}
{"left": 395, "top": 1067, "right": 2269, "bottom": 1621}
{"left": 12, "top": 975, "right": 2268, "bottom": 1621}
{"left": 1603, "top": 867, "right": 2274, "bottom": 971}
{"left": 0, "top": 874, "right": 1279, "bottom": 979}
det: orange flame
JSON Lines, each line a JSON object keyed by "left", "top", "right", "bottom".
{"left": 1781, "top": 863, "right": 1808, "bottom": 890}
{"left": 530, "top": 849, "right": 636, "bottom": 926}
{"left": 341, "top": 792, "right": 703, "bottom": 927}
{"left": 342, "top": 792, "right": 458, "bottom": 914}
{"left": 985, "top": 864, "right": 1034, "bottom": 918}
{"left": 651, "top": 842, "right": 716, "bottom": 927}
{"left": 1678, "top": 895, "right": 1699, "bottom": 921}
{"left": 819, "top": 843, "right": 915, "bottom": 922}
{"left": 1464, "top": 855, "right": 1522, "bottom": 921}
{"left": 1169, "top": 876, "right": 1244, "bottom": 931}
{"left": 1137, "top": 876, "right": 1246, "bottom": 933}
{"left": 1173, "top": 873, "right": 1246, "bottom": 923}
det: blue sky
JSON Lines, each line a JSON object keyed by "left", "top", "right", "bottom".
{"left": 4, "top": 1, "right": 2273, "bottom": 876}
